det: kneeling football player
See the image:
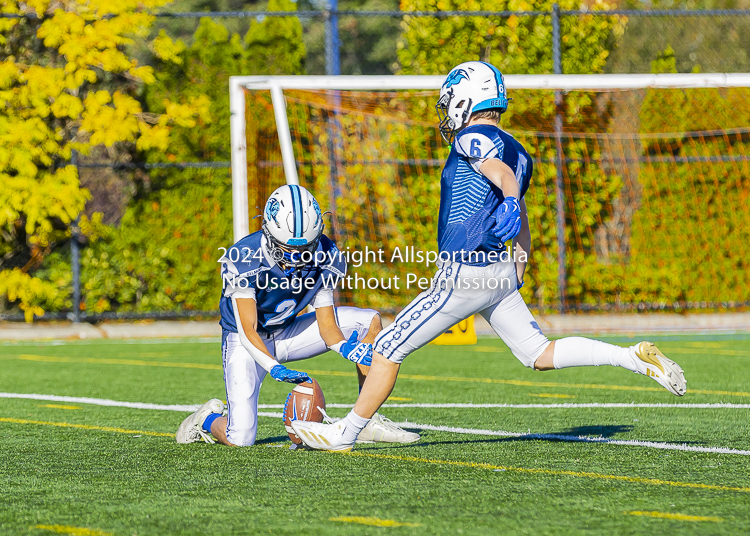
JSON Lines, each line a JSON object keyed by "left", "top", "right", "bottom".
{"left": 176, "top": 185, "right": 418, "bottom": 447}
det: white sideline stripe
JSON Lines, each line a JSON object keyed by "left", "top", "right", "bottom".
{"left": 5, "top": 394, "right": 750, "bottom": 411}
{"left": 4, "top": 392, "right": 749, "bottom": 456}
{"left": 261, "top": 402, "right": 750, "bottom": 410}
{"left": 391, "top": 422, "right": 750, "bottom": 457}
{"left": 0, "top": 337, "right": 219, "bottom": 346}
{"left": 0, "top": 393, "right": 200, "bottom": 412}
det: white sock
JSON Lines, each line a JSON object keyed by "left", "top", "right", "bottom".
{"left": 552, "top": 337, "right": 638, "bottom": 371}
{"left": 340, "top": 410, "right": 370, "bottom": 444}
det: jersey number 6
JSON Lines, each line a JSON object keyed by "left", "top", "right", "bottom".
{"left": 470, "top": 138, "right": 482, "bottom": 158}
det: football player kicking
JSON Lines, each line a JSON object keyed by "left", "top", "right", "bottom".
{"left": 291, "top": 61, "right": 688, "bottom": 451}
{"left": 176, "top": 184, "right": 418, "bottom": 447}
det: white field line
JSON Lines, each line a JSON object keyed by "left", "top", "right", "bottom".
{"left": 391, "top": 423, "right": 750, "bottom": 456}
{"left": 7, "top": 394, "right": 750, "bottom": 411}
{"left": 4, "top": 392, "right": 750, "bottom": 456}
{"left": 0, "top": 337, "right": 219, "bottom": 346}
{"left": 0, "top": 392, "right": 200, "bottom": 412}
{"left": 281, "top": 402, "right": 750, "bottom": 410}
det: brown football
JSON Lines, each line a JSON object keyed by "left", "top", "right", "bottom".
{"left": 282, "top": 378, "right": 326, "bottom": 444}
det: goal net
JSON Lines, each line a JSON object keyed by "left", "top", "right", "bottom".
{"left": 231, "top": 75, "right": 750, "bottom": 314}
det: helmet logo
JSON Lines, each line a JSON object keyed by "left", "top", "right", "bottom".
{"left": 443, "top": 69, "right": 469, "bottom": 88}
{"left": 265, "top": 198, "right": 280, "bottom": 225}
{"left": 312, "top": 199, "right": 322, "bottom": 227}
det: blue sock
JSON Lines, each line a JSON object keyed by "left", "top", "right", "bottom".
{"left": 201, "top": 413, "right": 222, "bottom": 434}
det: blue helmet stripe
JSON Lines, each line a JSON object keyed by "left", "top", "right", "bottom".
{"left": 479, "top": 61, "right": 501, "bottom": 95}
{"left": 476, "top": 61, "right": 508, "bottom": 112}
{"left": 289, "top": 185, "right": 303, "bottom": 238}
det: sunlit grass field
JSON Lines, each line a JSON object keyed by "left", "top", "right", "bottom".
{"left": 1, "top": 334, "right": 749, "bottom": 535}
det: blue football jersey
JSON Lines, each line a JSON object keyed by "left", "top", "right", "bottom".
{"left": 437, "top": 124, "right": 533, "bottom": 265}
{"left": 218, "top": 231, "right": 346, "bottom": 334}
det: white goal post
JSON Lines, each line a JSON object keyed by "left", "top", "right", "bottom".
{"left": 229, "top": 73, "right": 750, "bottom": 242}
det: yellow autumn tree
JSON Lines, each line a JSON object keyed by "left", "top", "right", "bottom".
{"left": 0, "top": 0, "right": 209, "bottom": 320}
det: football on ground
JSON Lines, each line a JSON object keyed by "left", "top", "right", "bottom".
{"left": 283, "top": 378, "right": 326, "bottom": 444}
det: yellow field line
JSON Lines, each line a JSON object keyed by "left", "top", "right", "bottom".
{"left": 471, "top": 346, "right": 510, "bottom": 353}
{"left": 38, "top": 404, "right": 81, "bottom": 410}
{"left": 33, "top": 525, "right": 112, "bottom": 535}
{"left": 19, "top": 354, "right": 221, "bottom": 370}
{"left": 329, "top": 516, "right": 421, "bottom": 527}
{"left": 626, "top": 510, "right": 723, "bottom": 522}
{"left": 659, "top": 348, "right": 750, "bottom": 357}
{"left": 0, "top": 417, "right": 174, "bottom": 437}
{"left": 338, "top": 451, "right": 750, "bottom": 494}
{"left": 11, "top": 354, "right": 750, "bottom": 397}
{"left": 684, "top": 342, "right": 729, "bottom": 349}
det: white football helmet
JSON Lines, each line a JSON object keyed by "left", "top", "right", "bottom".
{"left": 262, "top": 185, "right": 324, "bottom": 273}
{"left": 436, "top": 61, "right": 509, "bottom": 145}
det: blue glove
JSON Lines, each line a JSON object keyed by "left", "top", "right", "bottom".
{"left": 270, "top": 364, "right": 311, "bottom": 384}
{"left": 517, "top": 280, "right": 525, "bottom": 290}
{"left": 491, "top": 196, "right": 522, "bottom": 242}
{"left": 332, "top": 331, "right": 373, "bottom": 366}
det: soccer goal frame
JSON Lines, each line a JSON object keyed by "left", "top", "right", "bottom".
{"left": 229, "top": 72, "right": 750, "bottom": 312}
{"left": 229, "top": 72, "right": 750, "bottom": 242}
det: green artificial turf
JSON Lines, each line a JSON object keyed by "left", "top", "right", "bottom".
{"left": 1, "top": 334, "right": 749, "bottom": 535}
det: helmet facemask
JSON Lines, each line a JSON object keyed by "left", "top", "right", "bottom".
{"left": 436, "top": 90, "right": 472, "bottom": 146}
{"left": 262, "top": 222, "right": 322, "bottom": 275}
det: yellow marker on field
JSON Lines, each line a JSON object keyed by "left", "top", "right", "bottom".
{"left": 330, "top": 516, "right": 421, "bottom": 527}
{"left": 33, "top": 524, "right": 112, "bottom": 536}
{"left": 39, "top": 404, "right": 81, "bottom": 410}
{"left": 431, "top": 316, "right": 477, "bottom": 345}
{"left": 626, "top": 511, "right": 723, "bottom": 522}
{"left": 528, "top": 393, "right": 576, "bottom": 399}
{"left": 0, "top": 417, "right": 173, "bottom": 438}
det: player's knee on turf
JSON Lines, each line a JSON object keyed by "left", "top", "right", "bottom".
{"left": 227, "top": 428, "right": 257, "bottom": 447}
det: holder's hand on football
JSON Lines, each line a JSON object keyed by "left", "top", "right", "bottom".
{"left": 331, "top": 331, "right": 373, "bottom": 366}
{"left": 270, "top": 364, "right": 311, "bottom": 384}
{"left": 492, "top": 196, "right": 522, "bottom": 242}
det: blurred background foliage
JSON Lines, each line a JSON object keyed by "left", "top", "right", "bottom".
{"left": 1, "top": 0, "right": 749, "bottom": 318}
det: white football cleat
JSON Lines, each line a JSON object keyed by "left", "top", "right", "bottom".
{"left": 176, "top": 399, "right": 225, "bottom": 444}
{"left": 357, "top": 413, "right": 420, "bottom": 444}
{"left": 290, "top": 420, "right": 355, "bottom": 452}
{"left": 633, "top": 342, "right": 687, "bottom": 396}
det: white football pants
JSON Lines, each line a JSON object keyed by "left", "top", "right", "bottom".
{"left": 374, "top": 258, "right": 551, "bottom": 367}
{"left": 222, "top": 306, "right": 378, "bottom": 446}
